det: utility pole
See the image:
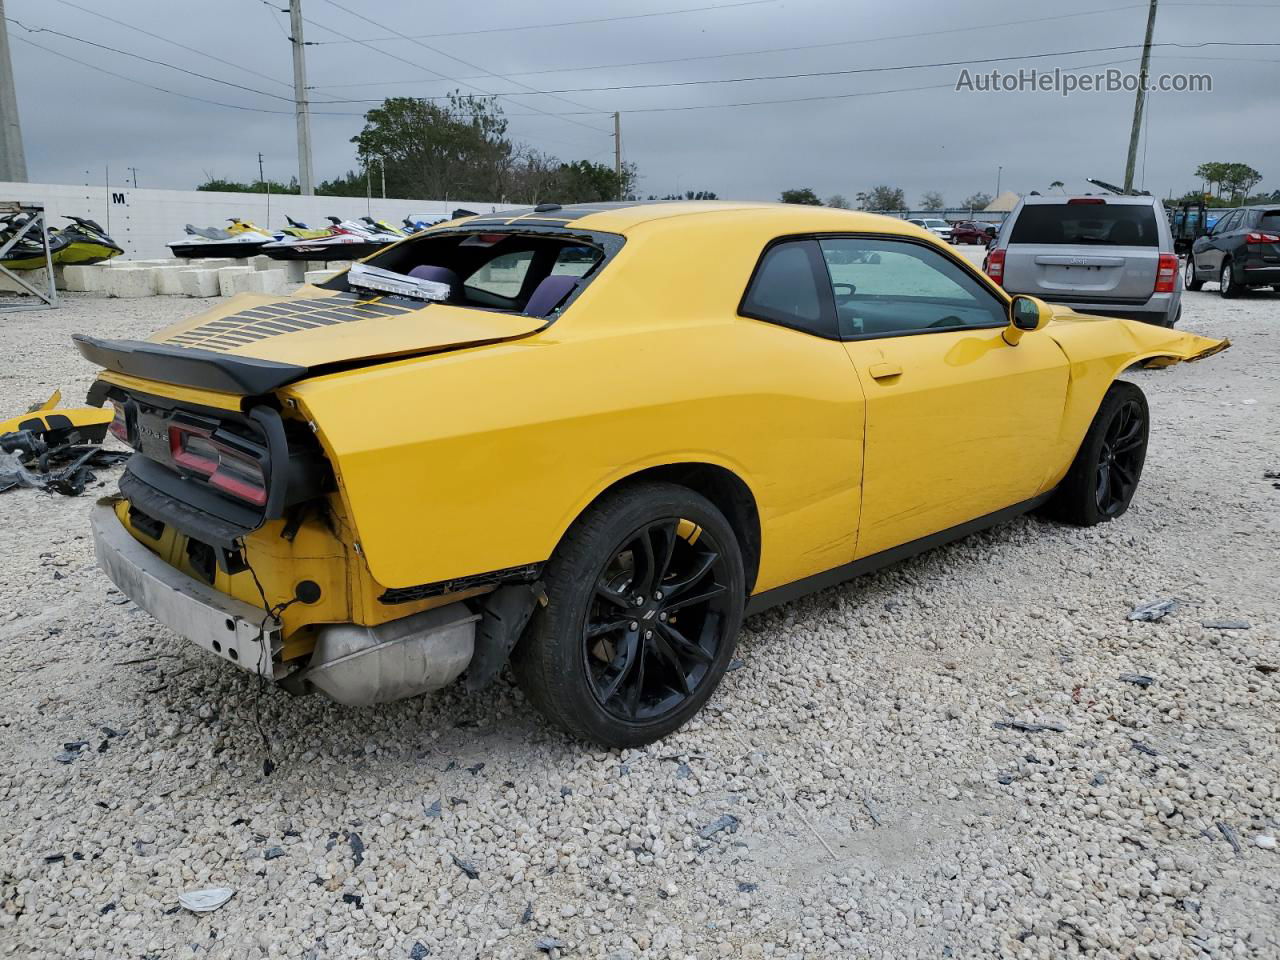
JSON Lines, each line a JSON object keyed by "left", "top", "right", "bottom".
{"left": 127, "top": 167, "right": 138, "bottom": 188}
{"left": 1124, "top": 0, "right": 1158, "bottom": 194}
{"left": 258, "top": 152, "right": 265, "bottom": 186}
{"left": 996, "top": 165, "right": 1003, "bottom": 197}
{"left": 0, "top": 0, "right": 29, "bottom": 182}
{"left": 613, "top": 112, "right": 622, "bottom": 201}
{"left": 289, "top": 0, "right": 315, "bottom": 195}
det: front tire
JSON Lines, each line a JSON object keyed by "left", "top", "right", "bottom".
{"left": 1044, "top": 381, "right": 1149, "bottom": 527}
{"left": 511, "top": 482, "right": 745, "bottom": 748}
{"left": 1184, "top": 257, "right": 1203, "bottom": 291}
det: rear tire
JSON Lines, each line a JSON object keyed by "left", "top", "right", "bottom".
{"left": 511, "top": 482, "right": 745, "bottom": 748}
{"left": 1184, "top": 257, "right": 1203, "bottom": 291}
{"left": 1044, "top": 381, "right": 1149, "bottom": 527}
{"left": 1219, "top": 259, "right": 1240, "bottom": 298}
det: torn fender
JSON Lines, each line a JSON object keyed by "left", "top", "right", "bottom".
{"left": 1045, "top": 308, "right": 1230, "bottom": 370}
{"left": 0, "top": 389, "right": 114, "bottom": 444}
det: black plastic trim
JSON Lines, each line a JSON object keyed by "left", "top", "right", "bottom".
{"left": 379, "top": 562, "right": 543, "bottom": 605}
{"left": 120, "top": 463, "right": 256, "bottom": 551}
{"left": 744, "top": 492, "right": 1053, "bottom": 616}
{"left": 73, "top": 334, "right": 307, "bottom": 394}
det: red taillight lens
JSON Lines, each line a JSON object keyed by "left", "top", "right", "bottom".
{"left": 986, "top": 248, "right": 1006, "bottom": 286}
{"left": 1068, "top": 198, "right": 1106, "bottom": 205}
{"left": 109, "top": 402, "right": 129, "bottom": 444}
{"left": 1154, "top": 253, "right": 1179, "bottom": 293}
{"left": 168, "top": 423, "right": 268, "bottom": 506}
{"left": 1246, "top": 232, "right": 1280, "bottom": 244}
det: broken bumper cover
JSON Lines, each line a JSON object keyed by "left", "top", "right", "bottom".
{"left": 91, "top": 498, "right": 282, "bottom": 677}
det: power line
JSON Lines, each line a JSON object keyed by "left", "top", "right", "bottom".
{"left": 5, "top": 16, "right": 295, "bottom": 102}
{"left": 314, "top": 40, "right": 1280, "bottom": 103}
{"left": 47, "top": 0, "right": 296, "bottom": 95}
{"left": 9, "top": 33, "right": 363, "bottom": 116}
{"left": 313, "top": 0, "right": 609, "bottom": 135}
{"left": 308, "top": 0, "right": 777, "bottom": 44}
{"left": 313, "top": 3, "right": 1153, "bottom": 90}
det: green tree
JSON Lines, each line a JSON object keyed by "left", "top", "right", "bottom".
{"left": 825, "top": 194, "right": 851, "bottom": 209}
{"left": 866, "top": 185, "right": 906, "bottom": 211}
{"left": 962, "top": 191, "right": 993, "bottom": 210}
{"left": 920, "top": 190, "right": 945, "bottom": 210}
{"left": 196, "top": 177, "right": 300, "bottom": 194}
{"left": 780, "top": 187, "right": 822, "bottom": 205}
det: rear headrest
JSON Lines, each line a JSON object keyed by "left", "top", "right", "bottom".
{"left": 408, "top": 264, "right": 460, "bottom": 298}
{"left": 523, "top": 274, "right": 578, "bottom": 317}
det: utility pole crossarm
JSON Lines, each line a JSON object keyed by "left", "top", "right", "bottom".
{"left": 289, "top": 0, "right": 315, "bottom": 196}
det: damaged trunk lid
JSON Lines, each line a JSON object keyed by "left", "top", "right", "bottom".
{"left": 75, "top": 288, "right": 547, "bottom": 396}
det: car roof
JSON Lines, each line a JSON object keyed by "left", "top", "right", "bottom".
{"left": 452, "top": 199, "right": 927, "bottom": 237}
{"left": 1019, "top": 195, "right": 1160, "bottom": 206}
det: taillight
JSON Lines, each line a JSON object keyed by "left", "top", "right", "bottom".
{"left": 1246, "top": 232, "right": 1280, "bottom": 244}
{"left": 1154, "top": 253, "right": 1178, "bottom": 293}
{"left": 168, "top": 423, "right": 268, "bottom": 506}
{"left": 1068, "top": 198, "right": 1106, "bottom": 205}
{"left": 108, "top": 402, "right": 129, "bottom": 444}
{"left": 986, "top": 248, "right": 1006, "bottom": 286}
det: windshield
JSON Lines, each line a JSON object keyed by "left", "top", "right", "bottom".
{"left": 1009, "top": 203, "right": 1160, "bottom": 246}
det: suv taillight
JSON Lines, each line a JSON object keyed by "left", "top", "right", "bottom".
{"left": 985, "top": 248, "right": 1006, "bottom": 286}
{"left": 168, "top": 423, "right": 268, "bottom": 506}
{"left": 1154, "top": 253, "right": 1178, "bottom": 293}
{"left": 1246, "top": 232, "right": 1280, "bottom": 244}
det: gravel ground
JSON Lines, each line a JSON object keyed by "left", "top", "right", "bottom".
{"left": 0, "top": 278, "right": 1277, "bottom": 960}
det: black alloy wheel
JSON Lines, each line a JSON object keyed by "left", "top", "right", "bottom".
{"left": 511, "top": 482, "right": 745, "bottom": 747}
{"left": 1095, "top": 397, "right": 1146, "bottom": 518}
{"left": 583, "top": 518, "right": 732, "bottom": 723}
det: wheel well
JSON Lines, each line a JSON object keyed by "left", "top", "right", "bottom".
{"left": 594, "top": 463, "right": 762, "bottom": 594}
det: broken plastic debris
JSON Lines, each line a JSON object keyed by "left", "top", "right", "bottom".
{"left": 178, "top": 887, "right": 234, "bottom": 913}
{"left": 1128, "top": 598, "right": 1180, "bottom": 622}
{"left": 1201, "top": 619, "right": 1250, "bottom": 631}
{"left": 535, "top": 937, "right": 565, "bottom": 953}
{"left": 698, "top": 814, "right": 740, "bottom": 840}
{"left": 992, "top": 720, "right": 1067, "bottom": 734}
{"left": 1118, "top": 674, "right": 1155, "bottom": 688}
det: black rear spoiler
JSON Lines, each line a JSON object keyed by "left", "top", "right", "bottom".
{"left": 73, "top": 335, "right": 307, "bottom": 396}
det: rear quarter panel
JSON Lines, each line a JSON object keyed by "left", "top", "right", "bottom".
{"left": 284, "top": 215, "right": 869, "bottom": 594}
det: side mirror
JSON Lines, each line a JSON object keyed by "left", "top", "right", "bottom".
{"left": 1004, "top": 295, "right": 1053, "bottom": 346}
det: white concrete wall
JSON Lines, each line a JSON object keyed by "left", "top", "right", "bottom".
{"left": 0, "top": 181, "right": 515, "bottom": 259}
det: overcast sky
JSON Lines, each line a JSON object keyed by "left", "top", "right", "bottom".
{"left": 7, "top": 0, "right": 1278, "bottom": 205}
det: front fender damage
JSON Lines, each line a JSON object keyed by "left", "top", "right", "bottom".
{"left": 1046, "top": 309, "right": 1230, "bottom": 370}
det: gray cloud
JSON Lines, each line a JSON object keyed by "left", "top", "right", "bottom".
{"left": 9, "top": 0, "right": 1278, "bottom": 202}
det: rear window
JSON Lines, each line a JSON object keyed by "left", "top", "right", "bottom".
{"left": 1257, "top": 210, "right": 1280, "bottom": 231}
{"left": 1009, "top": 203, "right": 1160, "bottom": 246}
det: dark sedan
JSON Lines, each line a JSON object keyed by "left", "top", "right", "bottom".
{"left": 950, "top": 220, "right": 997, "bottom": 244}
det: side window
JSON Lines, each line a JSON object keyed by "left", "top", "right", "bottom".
{"left": 739, "top": 240, "right": 833, "bottom": 338}
{"left": 550, "top": 244, "right": 602, "bottom": 278}
{"left": 1213, "top": 210, "right": 1241, "bottom": 235}
{"left": 465, "top": 249, "right": 534, "bottom": 299}
{"left": 819, "top": 237, "right": 1007, "bottom": 339}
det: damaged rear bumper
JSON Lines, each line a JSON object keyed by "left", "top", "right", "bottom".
{"left": 92, "top": 497, "right": 479, "bottom": 701}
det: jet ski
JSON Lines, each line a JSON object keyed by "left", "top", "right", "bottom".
{"left": 168, "top": 218, "right": 275, "bottom": 259}
{"left": 402, "top": 214, "right": 447, "bottom": 233}
{"left": 281, "top": 214, "right": 334, "bottom": 240}
{"left": 0, "top": 212, "right": 70, "bottom": 270}
{"left": 261, "top": 217, "right": 402, "bottom": 261}
{"left": 49, "top": 216, "right": 123, "bottom": 266}
{"left": 359, "top": 216, "right": 406, "bottom": 236}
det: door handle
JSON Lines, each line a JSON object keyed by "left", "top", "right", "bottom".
{"left": 868, "top": 361, "right": 903, "bottom": 380}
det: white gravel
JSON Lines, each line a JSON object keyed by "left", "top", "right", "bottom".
{"left": 0, "top": 280, "right": 1277, "bottom": 960}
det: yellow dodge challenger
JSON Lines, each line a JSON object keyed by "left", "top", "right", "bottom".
{"left": 76, "top": 201, "right": 1227, "bottom": 747}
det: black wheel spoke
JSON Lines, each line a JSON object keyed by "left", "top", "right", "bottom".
{"left": 658, "top": 621, "right": 713, "bottom": 665}
{"left": 1096, "top": 463, "right": 1112, "bottom": 509}
{"left": 587, "top": 617, "right": 632, "bottom": 639}
{"left": 664, "top": 583, "right": 727, "bottom": 612}
{"left": 650, "top": 630, "right": 691, "bottom": 696}
{"left": 664, "top": 550, "right": 718, "bottom": 599}
{"left": 633, "top": 529, "right": 657, "bottom": 596}
{"left": 624, "top": 641, "right": 646, "bottom": 718}
{"left": 598, "top": 632, "right": 639, "bottom": 705}
{"left": 595, "top": 582, "right": 631, "bottom": 611}
{"left": 651, "top": 520, "right": 679, "bottom": 590}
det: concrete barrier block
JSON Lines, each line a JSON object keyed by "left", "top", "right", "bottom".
{"left": 306, "top": 260, "right": 328, "bottom": 273}
{"left": 102, "top": 267, "right": 158, "bottom": 298}
{"left": 249, "top": 255, "right": 274, "bottom": 271}
{"left": 178, "top": 269, "right": 221, "bottom": 297}
{"left": 62, "top": 265, "right": 105, "bottom": 292}
{"left": 217, "top": 266, "right": 254, "bottom": 297}
{"left": 279, "top": 260, "right": 307, "bottom": 283}
{"left": 154, "top": 267, "right": 191, "bottom": 295}
{"left": 303, "top": 269, "right": 338, "bottom": 286}
{"left": 325, "top": 260, "right": 353, "bottom": 272}
{"left": 0, "top": 267, "right": 53, "bottom": 293}
{"left": 226, "top": 269, "right": 287, "bottom": 296}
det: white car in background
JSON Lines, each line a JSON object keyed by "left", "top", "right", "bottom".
{"left": 907, "top": 218, "right": 954, "bottom": 243}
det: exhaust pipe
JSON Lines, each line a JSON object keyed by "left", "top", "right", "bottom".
{"left": 297, "top": 603, "right": 478, "bottom": 706}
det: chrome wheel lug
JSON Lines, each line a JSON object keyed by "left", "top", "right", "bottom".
{"left": 644, "top": 630, "right": 653, "bottom": 639}
{"left": 658, "top": 612, "right": 667, "bottom": 621}
{"left": 654, "top": 591, "right": 663, "bottom": 600}
{"left": 629, "top": 621, "right": 638, "bottom": 631}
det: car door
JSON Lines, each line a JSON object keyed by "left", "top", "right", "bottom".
{"left": 1194, "top": 209, "right": 1240, "bottom": 275}
{"left": 819, "top": 235, "right": 1071, "bottom": 559}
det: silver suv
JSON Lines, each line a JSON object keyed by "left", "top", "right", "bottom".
{"left": 984, "top": 195, "right": 1181, "bottom": 327}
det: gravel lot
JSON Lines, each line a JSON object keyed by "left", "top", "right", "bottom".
{"left": 1, "top": 274, "right": 1277, "bottom": 959}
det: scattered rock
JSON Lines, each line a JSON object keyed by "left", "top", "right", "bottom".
{"left": 698, "top": 814, "right": 740, "bottom": 840}
{"left": 1128, "top": 598, "right": 1180, "bottom": 622}
{"left": 178, "top": 888, "right": 235, "bottom": 913}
